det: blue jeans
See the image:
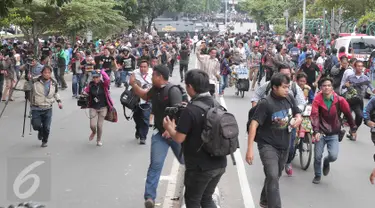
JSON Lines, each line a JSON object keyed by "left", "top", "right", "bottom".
{"left": 115, "top": 70, "right": 130, "bottom": 87}
{"left": 314, "top": 134, "right": 339, "bottom": 177}
{"left": 133, "top": 103, "right": 152, "bottom": 139}
{"left": 72, "top": 74, "right": 83, "bottom": 96}
{"left": 31, "top": 109, "right": 53, "bottom": 143}
{"left": 219, "top": 75, "right": 228, "bottom": 94}
{"left": 144, "top": 132, "right": 184, "bottom": 201}
{"left": 286, "top": 128, "right": 297, "bottom": 164}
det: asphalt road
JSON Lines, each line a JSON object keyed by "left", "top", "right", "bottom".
{"left": 0, "top": 68, "right": 182, "bottom": 208}
{"left": 1, "top": 55, "right": 375, "bottom": 208}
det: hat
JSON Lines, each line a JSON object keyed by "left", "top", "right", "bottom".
{"left": 153, "top": 64, "right": 169, "bottom": 80}
{"left": 92, "top": 70, "right": 101, "bottom": 77}
{"left": 306, "top": 53, "right": 313, "bottom": 59}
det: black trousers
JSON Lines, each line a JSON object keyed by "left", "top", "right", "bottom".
{"left": 259, "top": 144, "right": 289, "bottom": 208}
{"left": 31, "top": 109, "right": 53, "bottom": 143}
{"left": 180, "top": 64, "right": 188, "bottom": 80}
{"left": 348, "top": 98, "right": 364, "bottom": 128}
{"left": 184, "top": 167, "right": 225, "bottom": 208}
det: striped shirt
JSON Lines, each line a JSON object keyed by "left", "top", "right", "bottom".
{"left": 196, "top": 52, "right": 220, "bottom": 84}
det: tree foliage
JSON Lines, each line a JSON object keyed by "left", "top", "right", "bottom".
{"left": 0, "top": 0, "right": 70, "bottom": 17}
{"left": 357, "top": 12, "right": 375, "bottom": 27}
{"left": 181, "top": 0, "right": 221, "bottom": 14}
{"left": 56, "top": 0, "right": 130, "bottom": 37}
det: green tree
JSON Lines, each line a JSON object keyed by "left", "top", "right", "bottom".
{"left": 0, "top": 0, "right": 70, "bottom": 17}
{"left": 56, "top": 0, "right": 130, "bottom": 40}
{"left": 140, "top": 0, "right": 177, "bottom": 32}
{"left": 115, "top": 0, "right": 144, "bottom": 29}
{"left": 1, "top": 0, "right": 64, "bottom": 54}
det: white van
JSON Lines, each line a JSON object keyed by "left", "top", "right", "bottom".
{"left": 333, "top": 35, "right": 375, "bottom": 61}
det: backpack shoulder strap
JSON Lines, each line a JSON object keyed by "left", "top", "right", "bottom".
{"left": 192, "top": 100, "right": 211, "bottom": 111}
{"left": 265, "top": 82, "right": 272, "bottom": 95}
{"left": 292, "top": 82, "right": 297, "bottom": 97}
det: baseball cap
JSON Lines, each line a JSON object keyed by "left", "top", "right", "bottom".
{"left": 92, "top": 70, "right": 101, "bottom": 77}
{"left": 153, "top": 64, "right": 169, "bottom": 80}
{"left": 306, "top": 53, "right": 313, "bottom": 59}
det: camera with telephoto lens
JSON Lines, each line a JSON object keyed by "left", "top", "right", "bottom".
{"left": 165, "top": 103, "right": 187, "bottom": 122}
{"left": 77, "top": 95, "right": 89, "bottom": 108}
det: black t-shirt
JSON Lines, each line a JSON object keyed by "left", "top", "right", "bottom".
{"left": 300, "top": 62, "right": 320, "bottom": 85}
{"left": 100, "top": 55, "right": 114, "bottom": 70}
{"left": 147, "top": 84, "right": 183, "bottom": 133}
{"left": 177, "top": 96, "right": 227, "bottom": 171}
{"left": 120, "top": 55, "right": 136, "bottom": 71}
{"left": 41, "top": 47, "right": 51, "bottom": 56}
{"left": 252, "top": 93, "right": 301, "bottom": 150}
{"left": 89, "top": 82, "right": 107, "bottom": 109}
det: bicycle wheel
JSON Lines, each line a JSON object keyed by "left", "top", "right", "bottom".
{"left": 299, "top": 133, "right": 313, "bottom": 170}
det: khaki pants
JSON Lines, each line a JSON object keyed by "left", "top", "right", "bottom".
{"left": 249, "top": 67, "right": 259, "bottom": 90}
{"left": 1, "top": 77, "right": 15, "bottom": 100}
{"left": 89, "top": 107, "right": 108, "bottom": 141}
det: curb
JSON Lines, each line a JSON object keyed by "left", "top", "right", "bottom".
{"left": 180, "top": 186, "right": 221, "bottom": 208}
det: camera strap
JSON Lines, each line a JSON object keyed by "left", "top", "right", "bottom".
{"left": 123, "top": 105, "right": 134, "bottom": 121}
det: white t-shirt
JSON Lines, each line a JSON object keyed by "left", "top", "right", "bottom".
{"left": 134, "top": 68, "right": 153, "bottom": 104}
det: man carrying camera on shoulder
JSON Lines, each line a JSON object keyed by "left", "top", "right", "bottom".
{"left": 163, "top": 69, "right": 226, "bottom": 208}
{"left": 129, "top": 64, "right": 185, "bottom": 208}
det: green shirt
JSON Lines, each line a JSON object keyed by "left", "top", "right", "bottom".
{"left": 323, "top": 95, "right": 334, "bottom": 111}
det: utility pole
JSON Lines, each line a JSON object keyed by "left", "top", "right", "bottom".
{"left": 284, "top": 10, "right": 289, "bottom": 31}
{"left": 225, "top": 0, "right": 228, "bottom": 26}
{"left": 302, "top": 0, "right": 306, "bottom": 38}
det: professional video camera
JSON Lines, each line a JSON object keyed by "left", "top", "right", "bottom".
{"left": 77, "top": 95, "right": 89, "bottom": 108}
{"left": 165, "top": 103, "right": 187, "bottom": 121}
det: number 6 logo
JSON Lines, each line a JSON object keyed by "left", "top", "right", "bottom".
{"left": 13, "top": 161, "right": 45, "bottom": 199}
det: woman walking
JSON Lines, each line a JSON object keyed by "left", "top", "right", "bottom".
{"left": 83, "top": 69, "right": 113, "bottom": 146}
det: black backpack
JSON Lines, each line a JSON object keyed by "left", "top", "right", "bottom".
{"left": 323, "top": 55, "right": 334, "bottom": 76}
{"left": 162, "top": 84, "right": 189, "bottom": 104}
{"left": 120, "top": 84, "right": 140, "bottom": 120}
{"left": 193, "top": 100, "right": 239, "bottom": 158}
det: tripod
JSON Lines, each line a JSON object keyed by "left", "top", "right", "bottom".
{"left": 0, "top": 70, "right": 33, "bottom": 137}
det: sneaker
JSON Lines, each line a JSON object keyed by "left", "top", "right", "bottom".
{"left": 312, "top": 176, "right": 321, "bottom": 184}
{"left": 97, "top": 141, "right": 102, "bottom": 146}
{"left": 144, "top": 198, "right": 155, "bottom": 208}
{"left": 135, "top": 132, "right": 140, "bottom": 139}
{"left": 38, "top": 131, "right": 43, "bottom": 140}
{"left": 41, "top": 142, "right": 48, "bottom": 148}
{"left": 140, "top": 139, "right": 146, "bottom": 145}
{"left": 323, "top": 159, "right": 330, "bottom": 176}
{"left": 285, "top": 164, "right": 293, "bottom": 176}
{"left": 347, "top": 132, "right": 357, "bottom": 141}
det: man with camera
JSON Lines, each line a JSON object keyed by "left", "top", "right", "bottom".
{"left": 163, "top": 69, "right": 227, "bottom": 208}
{"left": 128, "top": 64, "right": 184, "bottom": 208}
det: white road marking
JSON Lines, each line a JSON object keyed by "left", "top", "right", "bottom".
{"left": 162, "top": 158, "right": 180, "bottom": 208}
{"left": 219, "top": 96, "right": 256, "bottom": 208}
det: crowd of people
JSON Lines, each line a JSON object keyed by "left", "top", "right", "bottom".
{"left": 1, "top": 27, "right": 375, "bottom": 208}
